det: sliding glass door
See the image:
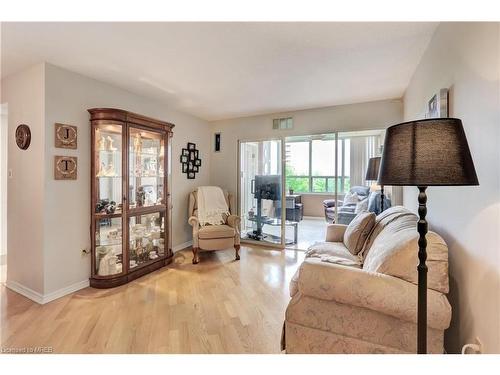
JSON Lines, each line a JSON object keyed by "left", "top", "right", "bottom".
{"left": 239, "top": 139, "right": 285, "bottom": 247}
{"left": 238, "top": 130, "right": 386, "bottom": 250}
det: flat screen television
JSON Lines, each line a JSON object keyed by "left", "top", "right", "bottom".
{"left": 254, "top": 175, "right": 281, "bottom": 201}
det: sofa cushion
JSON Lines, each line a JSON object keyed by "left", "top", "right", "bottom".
{"left": 306, "top": 242, "right": 362, "bottom": 267}
{"left": 359, "top": 206, "right": 417, "bottom": 259}
{"left": 198, "top": 224, "right": 235, "bottom": 239}
{"left": 363, "top": 227, "right": 449, "bottom": 294}
{"left": 343, "top": 212, "right": 376, "bottom": 255}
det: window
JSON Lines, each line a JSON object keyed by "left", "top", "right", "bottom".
{"left": 286, "top": 141, "right": 310, "bottom": 192}
{"left": 285, "top": 137, "right": 351, "bottom": 194}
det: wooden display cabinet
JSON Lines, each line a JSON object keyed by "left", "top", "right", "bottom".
{"left": 89, "top": 108, "right": 174, "bottom": 288}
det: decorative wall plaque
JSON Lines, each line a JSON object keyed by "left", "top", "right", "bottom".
{"left": 54, "top": 156, "right": 78, "bottom": 180}
{"left": 180, "top": 143, "right": 201, "bottom": 179}
{"left": 214, "top": 133, "right": 221, "bottom": 152}
{"left": 15, "top": 124, "right": 31, "bottom": 150}
{"left": 55, "top": 123, "right": 77, "bottom": 149}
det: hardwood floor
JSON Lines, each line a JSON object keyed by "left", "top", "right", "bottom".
{"left": 0, "top": 246, "right": 304, "bottom": 353}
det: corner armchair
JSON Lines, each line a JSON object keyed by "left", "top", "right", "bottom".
{"left": 188, "top": 188, "right": 241, "bottom": 264}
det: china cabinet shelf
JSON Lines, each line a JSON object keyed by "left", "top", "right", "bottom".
{"left": 95, "top": 211, "right": 123, "bottom": 219}
{"left": 89, "top": 108, "right": 174, "bottom": 289}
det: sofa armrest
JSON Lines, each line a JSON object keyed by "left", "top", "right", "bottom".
{"left": 325, "top": 224, "right": 347, "bottom": 242}
{"left": 297, "top": 259, "right": 451, "bottom": 330}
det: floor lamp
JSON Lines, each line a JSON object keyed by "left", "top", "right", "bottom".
{"left": 365, "top": 156, "right": 384, "bottom": 213}
{"left": 378, "top": 118, "right": 478, "bottom": 354}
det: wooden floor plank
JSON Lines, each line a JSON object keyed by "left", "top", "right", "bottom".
{"left": 0, "top": 246, "right": 304, "bottom": 354}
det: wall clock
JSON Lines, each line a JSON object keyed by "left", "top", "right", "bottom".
{"left": 15, "top": 124, "right": 31, "bottom": 150}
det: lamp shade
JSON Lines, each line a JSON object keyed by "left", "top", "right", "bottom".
{"left": 378, "top": 118, "right": 479, "bottom": 186}
{"left": 365, "top": 156, "right": 381, "bottom": 181}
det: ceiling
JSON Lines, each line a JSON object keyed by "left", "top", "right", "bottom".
{"left": 1, "top": 22, "right": 437, "bottom": 121}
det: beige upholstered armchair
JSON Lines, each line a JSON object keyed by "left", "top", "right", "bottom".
{"left": 188, "top": 188, "right": 241, "bottom": 264}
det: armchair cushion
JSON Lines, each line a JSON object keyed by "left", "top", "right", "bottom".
{"left": 198, "top": 224, "right": 235, "bottom": 239}
{"left": 297, "top": 258, "right": 451, "bottom": 330}
{"left": 343, "top": 212, "right": 376, "bottom": 255}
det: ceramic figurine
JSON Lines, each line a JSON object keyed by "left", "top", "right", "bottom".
{"left": 133, "top": 134, "right": 141, "bottom": 153}
{"left": 104, "top": 162, "right": 116, "bottom": 177}
{"left": 96, "top": 162, "right": 106, "bottom": 177}
{"left": 107, "top": 136, "right": 117, "bottom": 151}
{"left": 98, "top": 254, "right": 118, "bottom": 276}
{"left": 98, "top": 136, "right": 107, "bottom": 151}
{"left": 136, "top": 187, "right": 146, "bottom": 207}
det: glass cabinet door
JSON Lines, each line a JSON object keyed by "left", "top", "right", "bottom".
{"left": 94, "top": 123, "right": 124, "bottom": 276}
{"left": 128, "top": 211, "right": 166, "bottom": 269}
{"left": 95, "top": 217, "right": 123, "bottom": 276}
{"left": 129, "top": 127, "right": 165, "bottom": 209}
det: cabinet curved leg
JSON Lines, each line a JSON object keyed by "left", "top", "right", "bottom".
{"left": 235, "top": 245, "right": 240, "bottom": 261}
{"left": 192, "top": 247, "right": 199, "bottom": 264}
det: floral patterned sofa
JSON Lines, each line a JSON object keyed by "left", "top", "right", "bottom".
{"left": 282, "top": 206, "right": 452, "bottom": 353}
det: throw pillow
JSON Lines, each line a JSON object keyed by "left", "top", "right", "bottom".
{"left": 343, "top": 212, "right": 376, "bottom": 255}
{"left": 343, "top": 192, "right": 359, "bottom": 205}
{"left": 355, "top": 197, "right": 369, "bottom": 213}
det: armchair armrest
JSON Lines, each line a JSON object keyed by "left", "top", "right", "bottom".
{"left": 188, "top": 216, "right": 200, "bottom": 248}
{"left": 188, "top": 216, "right": 199, "bottom": 227}
{"left": 297, "top": 259, "right": 451, "bottom": 330}
{"left": 325, "top": 224, "right": 347, "bottom": 242}
{"left": 226, "top": 214, "right": 241, "bottom": 229}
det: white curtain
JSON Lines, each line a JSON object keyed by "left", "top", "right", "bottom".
{"left": 349, "top": 136, "right": 380, "bottom": 187}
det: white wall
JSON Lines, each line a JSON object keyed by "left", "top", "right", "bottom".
{"left": 0, "top": 104, "right": 7, "bottom": 257}
{"left": 42, "top": 63, "right": 211, "bottom": 295}
{"left": 209, "top": 99, "right": 403, "bottom": 201}
{"left": 1, "top": 63, "right": 46, "bottom": 294}
{"left": 2, "top": 63, "right": 211, "bottom": 298}
{"left": 403, "top": 22, "right": 500, "bottom": 353}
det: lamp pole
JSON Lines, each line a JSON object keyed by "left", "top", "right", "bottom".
{"left": 417, "top": 186, "right": 428, "bottom": 354}
{"left": 380, "top": 184, "right": 385, "bottom": 213}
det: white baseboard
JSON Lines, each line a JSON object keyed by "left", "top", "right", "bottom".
{"left": 6, "top": 279, "right": 89, "bottom": 305}
{"left": 42, "top": 280, "right": 89, "bottom": 304}
{"left": 6, "top": 280, "right": 44, "bottom": 304}
{"left": 173, "top": 240, "right": 193, "bottom": 252}
{"left": 303, "top": 216, "right": 325, "bottom": 220}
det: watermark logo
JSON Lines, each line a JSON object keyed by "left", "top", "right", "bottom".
{"left": 1, "top": 346, "right": 54, "bottom": 354}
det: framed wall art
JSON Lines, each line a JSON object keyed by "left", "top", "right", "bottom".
{"left": 55, "top": 123, "right": 78, "bottom": 149}
{"left": 214, "top": 133, "right": 221, "bottom": 152}
{"left": 425, "top": 88, "right": 449, "bottom": 118}
{"left": 54, "top": 156, "right": 78, "bottom": 180}
{"left": 180, "top": 143, "right": 202, "bottom": 179}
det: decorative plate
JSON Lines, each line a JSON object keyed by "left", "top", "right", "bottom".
{"left": 15, "top": 124, "right": 31, "bottom": 150}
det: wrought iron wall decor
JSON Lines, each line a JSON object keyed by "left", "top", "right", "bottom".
{"left": 180, "top": 142, "right": 201, "bottom": 179}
